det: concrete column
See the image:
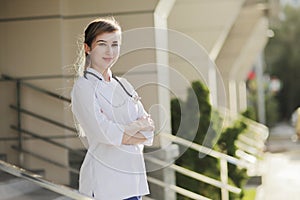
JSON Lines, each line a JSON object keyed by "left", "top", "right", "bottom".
{"left": 238, "top": 81, "right": 248, "bottom": 112}
{"left": 256, "top": 52, "right": 266, "bottom": 124}
{"left": 152, "top": 1, "right": 178, "bottom": 199}
{"left": 145, "top": 144, "right": 179, "bottom": 200}
{"left": 229, "top": 80, "right": 238, "bottom": 113}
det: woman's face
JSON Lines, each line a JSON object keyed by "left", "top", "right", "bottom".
{"left": 89, "top": 31, "right": 121, "bottom": 71}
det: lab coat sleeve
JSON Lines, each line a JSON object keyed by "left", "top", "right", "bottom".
{"left": 71, "top": 80, "right": 124, "bottom": 146}
{"left": 137, "top": 100, "right": 154, "bottom": 146}
{"left": 119, "top": 77, "right": 154, "bottom": 146}
{"left": 134, "top": 90, "right": 154, "bottom": 146}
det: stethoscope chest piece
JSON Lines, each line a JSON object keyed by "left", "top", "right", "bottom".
{"left": 132, "top": 94, "right": 141, "bottom": 104}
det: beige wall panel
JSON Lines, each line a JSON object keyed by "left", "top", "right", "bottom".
{"left": 61, "top": 18, "right": 93, "bottom": 71}
{"left": 0, "top": 0, "right": 61, "bottom": 19}
{"left": 115, "top": 13, "right": 155, "bottom": 31}
{"left": 0, "top": 81, "right": 19, "bottom": 164}
{"left": 0, "top": 19, "right": 63, "bottom": 76}
{"left": 61, "top": 0, "right": 158, "bottom": 16}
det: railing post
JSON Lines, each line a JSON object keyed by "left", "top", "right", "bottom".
{"left": 16, "top": 80, "right": 24, "bottom": 166}
{"left": 220, "top": 156, "right": 229, "bottom": 200}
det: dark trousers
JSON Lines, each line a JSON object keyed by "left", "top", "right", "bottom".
{"left": 124, "top": 196, "right": 141, "bottom": 200}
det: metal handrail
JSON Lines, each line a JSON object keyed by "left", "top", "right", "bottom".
{"left": 10, "top": 125, "right": 85, "bottom": 157}
{"left": 11, "top": 145, "right": 79, "bottom": 174}
{"left": 219, "top": 107, "right": 269, "bottom": 140}
{"left": 1, "top": 74, "right": 74, "bottom": 81}
{"left": 2, "top": 73, "right": 84, "bottom": 181}
{"left": 0, "top": 135, "right": 77, "bottom": 141}
{"left": 155, "top": 107, "right": 268, "bottom": 199}
{"left": 1, "top": 73, "right": 89, "bottom": 199}
{"left": 22, "top": 82, "right": 71, "bottom": 103}
{"left": 219, "top": 107, "right": 269, "bottom": 162}
{"left": 0, "top": 160, "right": 90, "bottom": 199}
{"left": 10, "top": 105, "right": 76, "bottom": 133}
{"left": 147, "top": 176, "right": 212, "bottom": 200}
{"left": 160, "top": 133, "right": 249, "bottom": 168}
{"left": 0, "top": 136, "right": 20, "bottom": 141}
{"left": 1, "top": 74, "right": 72, "bottom": 103}
{"left": 157, "top": 132, "right": 252, "bottom": 199}
{"left": 145, "top": 155, "right": 241, "bottom": 194}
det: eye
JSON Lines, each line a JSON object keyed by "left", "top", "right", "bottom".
{"left": 112, "top": 43, "right": 119, "bottom": 47}
{"left": 98, "top": 42, "right": 107, "bottom": 46}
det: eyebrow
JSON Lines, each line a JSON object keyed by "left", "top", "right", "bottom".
{"left": 96, "top": 40, "right": 119, "bottom": 43}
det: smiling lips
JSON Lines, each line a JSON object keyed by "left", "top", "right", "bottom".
{"left": 103, "top": 57, "right": 113, "bottom": 62}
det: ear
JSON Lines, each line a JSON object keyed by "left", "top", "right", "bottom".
{"left": 84, "top": 43, "right": 91, "bottom": 54}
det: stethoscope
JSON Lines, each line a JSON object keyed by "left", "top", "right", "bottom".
{"left": 83, "top": 70, "right": 141, "bottom": 106}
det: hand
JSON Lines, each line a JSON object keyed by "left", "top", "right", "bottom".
{"left": 124, "top": 116, "right": 154, "bottom": 136}
{"left": 122, "top": 132, "right": 147, "bottom": 145}
{"left": 138, "top": 116, "right": 155, "bottom": 132}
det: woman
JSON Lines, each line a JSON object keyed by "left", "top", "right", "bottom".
{"left": 71, "top": 17, "right": 154, "bottom": 200}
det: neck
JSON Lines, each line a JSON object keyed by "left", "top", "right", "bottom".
{"left": 102, "top": 69, "right": 111, "bottom": 82}
{"left": 91, "top": 66, "right": 111, "bottom": 82}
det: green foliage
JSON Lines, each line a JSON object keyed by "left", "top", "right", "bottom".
{"left": 265, "top": 92, "right": 280, "bottom": 127}
{"left": 171, "top": 98, "right": 182, "bottom": 135}
{"left": 217, "top": 121, "right": 247, "bottom": 156}
{"left": 246, "top": 78, "right": 280, "bottom": 127}
{"left": 265, "top": 6, "right": 300, "bottom": 119}
{"left": 171, "top": 81, "right": 249, "bottom": 200}
{"left": 242, "top": 188, "right": 256, "bottom": 200}
{"left": 241, "top": 107, "right": 256, "bottom": 121}
{"left": 216, "top": 121, "right": 248, "bottom": 199}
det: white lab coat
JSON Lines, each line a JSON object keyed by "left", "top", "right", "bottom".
{"left": 71, "top": 67, "right": 153, "bottom": 200}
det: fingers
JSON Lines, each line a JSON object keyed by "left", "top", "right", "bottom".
{"left": 133, "top": 116, "right": 155, "bottom": 132}
{"left": 142, "top": 118, "right": 155, "bottom": 131}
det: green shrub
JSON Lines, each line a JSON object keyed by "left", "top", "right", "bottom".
{"left": 171, "top": 81, "right": 249, "bottom": 199}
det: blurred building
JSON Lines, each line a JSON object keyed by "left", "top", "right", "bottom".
{"left": 280, "top": 0, "right": 300, "bottom": 7}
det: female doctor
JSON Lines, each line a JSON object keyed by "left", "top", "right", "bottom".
{"left": 71, "top": 18, "right": 154, "bottom": 200}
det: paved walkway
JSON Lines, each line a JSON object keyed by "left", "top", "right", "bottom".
{"left": 256, "top": 122, "right": 300, "bottom": 200}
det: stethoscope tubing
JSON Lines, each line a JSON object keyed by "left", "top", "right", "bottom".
{"left": 83, "top": 70, "right": 133, "bottom": 98}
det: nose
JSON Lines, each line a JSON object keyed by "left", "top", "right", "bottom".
{"left": 105, "top": 45, "right": 113, "bottom": 55}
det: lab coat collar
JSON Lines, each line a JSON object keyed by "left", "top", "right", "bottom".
{"left": 86, "top": 67, "right": 112, "bottom": 82}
